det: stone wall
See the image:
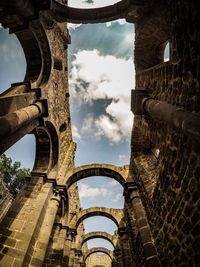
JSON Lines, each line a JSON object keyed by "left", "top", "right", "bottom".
{"left": 86, "top": 253, "right": 111, "bottom": 267}
{"left": 0, "top": 0, "right": 200, "bottom": 266}
{"left": 132, "top": 0, "right": 200, "bottom": 265}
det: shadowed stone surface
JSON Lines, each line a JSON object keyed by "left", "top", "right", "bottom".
{"left": 0, "top": 0, "right": 200, "bottom": 266}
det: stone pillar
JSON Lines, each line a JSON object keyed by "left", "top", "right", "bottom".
{"left": 131, "top": 89, "right": 200, "bottom": 143}
{"left": 0, "top": 101, "right": 44, "bottom": 137}
{"left": 63, "top": 228, "right": 76, "bottom": 266}
{"left": 29, "top": 190, "right": 61, "bottom": 266}
{"left": 124, "top": 182, "right": 160, "bottom": 266}
{"left": 117, "top": 228, "right": 133, "bottom": 267}
{"left": 69, "top": 246, "right": 76, "bottom": 267}
{"left": 74, "top": 250, "right": 83, "bottom": 267}
{"left": 0, "top": 175, "right": 55, "bottom": 266}
{"left": 113, "top": 248, "right": 123, "bottom": 267}
{"left": 0, "top": 95, "right": 47, "bottom": 155}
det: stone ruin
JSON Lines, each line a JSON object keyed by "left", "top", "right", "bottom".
{"left": 0, "top": 0, "right": 200, "bottom": 266}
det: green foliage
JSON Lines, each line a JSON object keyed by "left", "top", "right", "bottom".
{"left": 0, "top": 154, "right": 30, "bottom": 197}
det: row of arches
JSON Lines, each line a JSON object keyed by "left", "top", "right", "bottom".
{"left": 0, "top": 3, "right": 135, "bottom": 265}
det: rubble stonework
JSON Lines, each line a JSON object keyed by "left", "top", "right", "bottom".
{"left": 0, "top": 0, "right": 199, "bottom": 266}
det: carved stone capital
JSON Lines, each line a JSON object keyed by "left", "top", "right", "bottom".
{"left": 117, "top": 227, "right": 127, "bottom": 236}
{"left": 68, "top": 228, "right": 77, "bottom": 237}
{"left": 131, "top": 89, "right": 149, "bottom": 115}
{"left": 75, "top": 249, "right": 83, "bottom": 257}
{"left": 123, "top": 182, "right": 138, "bottom": 196}
{"left": 113, "top": 248, "right": 122, "bottom": 256}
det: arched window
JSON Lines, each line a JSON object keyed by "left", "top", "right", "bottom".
{"left": 164, "top": 41, "right": 170, "bottom": 62}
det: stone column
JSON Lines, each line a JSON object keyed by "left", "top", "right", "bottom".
{"left": 69, "top": 245, "right": 76, "bottom": 267}
{"left": 0, "top": 91, "right": 47, "bottom": 154}
{"left": 117, "top": 227, "right": 133, "bottom": 267}
{"left": 63, "top": 228, "right": 76, "bottom": 266}
{"left": 124, "top": 182, "right": 160, "bottom": 266}
{"left": 113, "top": 248, "right": 123, "bottom": 267}
{"left": 131, "top": 89, "right": 200, "bottom": 143}
{"left": 74, "top": 250, "right": 83, "bottom": 267}
{"left": 0, "top": 101, "right": 44, "bottom": 137}
{"left": 29, "top": 190, "right": 61, "bottom": 266}
{"left": 0, "top": 176, "right": 54, "bottom": 266}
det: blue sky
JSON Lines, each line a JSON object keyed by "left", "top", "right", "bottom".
{"left": 0, "top": 0, "right": 135, "bottom": 253}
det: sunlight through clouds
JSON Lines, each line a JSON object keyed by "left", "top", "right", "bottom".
{"left": 70, "top": 49, "right": 134, "bottom": 143}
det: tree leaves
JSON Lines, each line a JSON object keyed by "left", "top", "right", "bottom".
{"left": 0, "top": 154, "right": 30, "bottom": 197}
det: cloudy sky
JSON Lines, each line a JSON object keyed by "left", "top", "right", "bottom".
{"left": 0, "top": 0, "right": 135, "bottom": 253}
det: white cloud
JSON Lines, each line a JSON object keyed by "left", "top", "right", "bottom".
{"left": 79, "top": 183, "right": 112, "bottom": 198}
{"left": 108, "top": 180, "right": 119, "bottom": 187}
{"left": 95, "top": 115, "right": 123, "bottom": 143}
{"left": 106, "top": 19, "right": 126, "bottom": 27}
{"left": 81, "top": 114, "right": 95, "bottom": 134}
{"left": 72, "top": 125, "right": 81, "bottom": 140}
{"left": 70, "top": 49, "right": 133, "bottom": 100}
{"left": 68, "top": 23, "right": 82, "bottom": 30}
{"left": 118, "top": 154, "right": 126, "bottom": 161}
{"left": 113, "top": 193, "right": 122, "bottom": 202}
{"left": 70, "top": 49, "right": 134, "bottom": 143}
{"left": 68, "top": 0, "right": 120, "bottom": 8}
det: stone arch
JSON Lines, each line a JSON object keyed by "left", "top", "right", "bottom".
{"left": 65, "top": 164, "right": 128, "bottom": 188}
{"left": 51, "top": 0, "right": 131, "bottom": 24}
{"left": 15, "top": 21, "right": 52, "bottom": 87}
{"left": 33, "top": 122, "right": 59, "bottom": 175}
{"left": 84, "top": 247, "right": 114, "bottom": 262}
{"left": 81, "top": 232, "right": 117, "bottom": 249}
{"left": 70, "top": 207, "right": 124, "bottom": 229}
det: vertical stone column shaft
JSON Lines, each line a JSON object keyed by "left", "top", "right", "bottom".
{"left": 118, "top": 228, "right": 133, "bottom": 267}
{"left": 63, "top": 233, "right": 74, "bottom": 266}
{"left": 0, "top": 178, "right": 53, "bottom": 267}
{"left": 29, "top": 192, "right": 61, "bottom": 266}
{"left": 128, "top": 185, "right": 160, "bottom": 266}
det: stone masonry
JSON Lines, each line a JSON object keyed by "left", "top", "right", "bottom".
{"left": 0, "top": 0, "right": 200, "bottom": 266}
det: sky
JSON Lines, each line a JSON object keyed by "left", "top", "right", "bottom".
{"left": 0, "top": 0, "right": 135, "bottom": 254}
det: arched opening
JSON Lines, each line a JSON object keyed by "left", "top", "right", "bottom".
{"left": 66, "top": 164, "right": 126, "bottom": 188}
{"left": 68, "top": 0, "right": 122, "bottom": 8}
{"left": 5, "top": 134, "right": 36, "bottom": 170}
{"left": 33, "top": 122, "right": 59, "bottom": 175}
{"left": 164, "top": 41, "right": 170, "bottom": 62}
{"left": 0, "top": 134, "right": 36, "bottom": 198}
{"left": 75, "top": 208, "right": 122, "bottom": 229}
{"left": 0, "top": 23, "right": 52, "bottom": 92}
{"left": 87, "top": 238, "right": 114, "bottom": 251}
{"left": 85, "top": 247, "right": 113, "bottom": 262}
{"left": 81, "top": 231, "right": 116, "bottom": 249}
{"left": 78, "top": 176, "right": 124, "bottom": 209}
{"left": 81, "top": 216, "right": 117, "bottom": 235}
{"left": 0, "top": 28, "right": 26, "bottom": 93}
{"left": 52, "top": 0, "right": 130, "bottom": 24}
